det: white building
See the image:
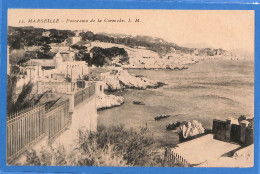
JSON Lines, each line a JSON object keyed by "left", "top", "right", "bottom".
{"left": 53, "top": 54, "right": 88, "bottom": 81}
{"left": 49, "top": 43, "right": 70, "bottom": 52}
{"left": 67, "top": 36, "right": 81, "bottom": 45}
{"left": 26, "top": 52, "right": 89, "bottom": 82}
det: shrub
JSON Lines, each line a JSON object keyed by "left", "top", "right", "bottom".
{"left": 22, "top": 125, "right": 181, "bottom": 167}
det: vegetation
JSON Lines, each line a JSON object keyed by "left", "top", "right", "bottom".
{"left": 7, "top": 73, "right": 35, "bottom": 115}
{"left": 35, "top": 44, "right": 55, "bottom": 59}
{"left": 6, "top": 66, "right": 46, "bottom": 115}
{"left": 7, "top": 73, "right": 18, "bottom": 114}
{"left": 8, "top": 26, "right": 75, "bottom": 50}
{"left": 238, "top": 115, "right": 247, "bottom": 123}
{"left": 80, "top": 31, "right": 177, "bottom": 56}
{"left": 90, "top": 47, "right": 129, "bottom": 66}
{"left": 8, "top": 26, "right": 191, "bottom": 57}
{"left": 23, "top": 125, "right": 182, "bottom": 167}
{"left": 72, "top": 44, "right": 129, "bottom": 67}
{"left": 8, "top": 26, "right": 225, "bottom": 64}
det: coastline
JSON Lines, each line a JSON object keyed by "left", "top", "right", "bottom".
{"left": 98, "top": 59, "right": 252, "bottom": 110}
{"left": 98, "top": 59, "right": 254, "bottom": 147}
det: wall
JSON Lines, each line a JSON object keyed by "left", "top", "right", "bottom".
{"left": 245, "top": 128, "right": 254, "bottom": 145}
{"left": 212, "top": 119, "right": 226, "bottom": 141}
{"left": 55, "top": 61, "right": 89, "bottom": 82}
{"left": 50, "top": 45, "right": 70, "bottom": 52}
{"left": 94, "top": 81, "right": 105, "bottom": 96}
{"left": 213, "top": 118, "right": 254, "bottom": 146}
{"left": 36, "top": 81, "right": 77, "bottom": 94}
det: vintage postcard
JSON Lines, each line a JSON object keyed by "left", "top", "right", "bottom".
{"left": 6, "top": 9, "right": 254, "bottom": 167}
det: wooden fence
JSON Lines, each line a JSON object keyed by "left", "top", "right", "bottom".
{"left": 165, "top": 148, "right": 190, "bottom": 167}
{"left": 7, "top": 104, "right": 46, "bottom": 162}
{"left": 74, "top": 84, "right": 95, "bottom": 106}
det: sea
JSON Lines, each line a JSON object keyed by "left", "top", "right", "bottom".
{"left": 97, "top": 60, "right": 254, "bottom": 147}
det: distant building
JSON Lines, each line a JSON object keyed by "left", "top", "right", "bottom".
{"left": 59, "top": 52, "right": 75, "bottom": 61}
{"left": 42, "top": 31, "right": 51, "bottom": 37}
{"left": 49, "top": 43, "right": 70, "bottom": 52}
{"left": 67, "top": 36, "right": 81, "bottom": 45}
{"left": 193, "top": 49, "right": 199, "bottom": 56}
{"left": 175, "top": 50, "right": 181, "bottom": 54}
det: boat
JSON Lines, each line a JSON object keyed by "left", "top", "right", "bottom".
{"left": 133, "top": 101, "right": 145, "bottom": 105}
{"left": 154, "top": 114, "right": 170, "bottom": 121}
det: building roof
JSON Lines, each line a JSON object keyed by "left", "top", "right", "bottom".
{"left": 60, "top": 52, "right": 74, "bottom": 61}
{"left": 28, "top": 59, "right": 55, "bottom": 67}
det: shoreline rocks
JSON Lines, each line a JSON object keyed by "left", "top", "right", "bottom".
{"left": 96, "top": 94, "right": 124, "bottom": 110}
{"left": 179, "top": 120, "right": 205, "bottom": 140}
{"left": 102, "top": 68, "right": 166, "bottom": 91}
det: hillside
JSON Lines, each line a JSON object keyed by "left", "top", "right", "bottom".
{"left": 8, "top": 26, "right": 240, "bottom": 69}
{"left": 87, "top": 42, "right": 236, "bottom": 70}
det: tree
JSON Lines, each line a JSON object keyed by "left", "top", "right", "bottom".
{"left": 7, "top": 78, "right": 42, "bottom": 115}
{"left": 13, "top": 82, "right": 34, "bottom": 112}
{"left": 9, "top": 37, "right": 24, "bottom": 50}
{"left": 82, "top": 53, "right": 92, "bottom": 66}
{"left": 80, "top": 31, "right": 94, "bottom": 41}
{"left": 89, "top": 47, "right": 129, "bottom": 67}
{"left": 36, "top": 45, "right": 55, "bottom": 59}
{"left": 90, "top": 47, "right": 107, "bottom": 66}
{"left": 40, "top": 44, "right": 52, "bottom": 53}
{"left": 7, "top": 74, "right": 18, "bottom": 114}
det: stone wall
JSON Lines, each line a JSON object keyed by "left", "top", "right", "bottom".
{"left": 212, "top": 119, "right": 226, "bottom": 141}
{"left": 213, "top": 118, "right": 254, "bottom": 146}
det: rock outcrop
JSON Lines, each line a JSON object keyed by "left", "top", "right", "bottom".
{"left": 101, "top": 68, "right": 164, "bottom": 91}
{"left": 179, "top": 120, "right": 205, "bottom": 139}
{"left": 96, "top": 94, "right": 124, "bottom": 110}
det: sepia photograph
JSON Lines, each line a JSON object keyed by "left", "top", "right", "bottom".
{"left": 6, "top": 9, "right": 254, "bottom": 167}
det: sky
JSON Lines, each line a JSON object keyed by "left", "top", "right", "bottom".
{"left": 8, "top": 9, "right": 254, "bottom": 53}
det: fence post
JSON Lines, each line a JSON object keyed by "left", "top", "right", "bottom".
{"left": 66, "top": 92, "right": 75, "bottom": 113}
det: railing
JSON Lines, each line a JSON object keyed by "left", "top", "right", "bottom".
{"left": 165, "top": 148, "right": 190, "bottom": 167}
{"left": 7, "top": 83, "right": 97, "bottom": 162}
{"left": 74, "top": 84, "right": 95, "bottom": 106}
{"left": 6, "top": 104, "right": 46, "bottom": 162}
{"left": 6, "top": 101, "right": 71, "bottom": 162}
{"left": 45, "top": 99, "right": 70, "bottom": 142}
{"left": 37, "top": 81, "right": 77, "bottom": 94}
